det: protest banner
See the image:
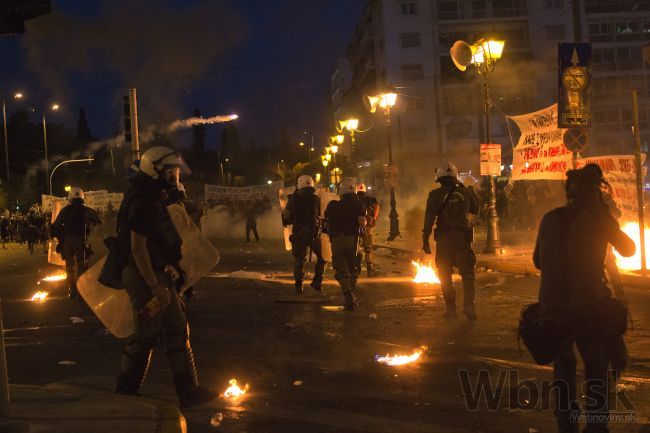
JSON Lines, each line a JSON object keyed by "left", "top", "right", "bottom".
{"left": 42, "top": 190, "right": 123, "bottom": 214}
{"left": 205, "top": 180, "right": 284, "bottom": 203}
{"left": 480, "top": 144, "right": 502, "bottom": 176}
{"left": 509, "top": 104, "right": 572, "bottom": 181}
{"left": 577, "top": 154, "right": 647, "bottom": 222}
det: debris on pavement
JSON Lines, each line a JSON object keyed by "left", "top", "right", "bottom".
{"left": 210, "top": 412, "right": 224, "bottom": 428}
{"left": 293, "top": 380, "right": 303, "bottom": 386}
{"left": 57, "top": 361, "right": 77, "bottom": 366}
{"left": 70, "top": 317, "right": 84, "bottom": 324}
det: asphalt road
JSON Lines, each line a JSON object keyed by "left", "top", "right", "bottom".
{"left": 0, "top": 239, "right": 648, "bottom": 433}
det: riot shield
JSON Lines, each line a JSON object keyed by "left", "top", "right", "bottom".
{"left": 278, "top": 186, "right": 295, "bottom": 251}
{"left": 48, "top": 200, "right": 66, "bottom": 266}
{"left": 78, "top": 204, "right": 220, "bottom": 338}
{"left": 318, "top": 188, "right": 338, "bottom": 263}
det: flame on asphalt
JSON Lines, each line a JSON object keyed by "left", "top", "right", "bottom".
{"left": 31, "top": 291, "right": 49, "bottom": 302}
{"left": 223, "top": 379, "right": 249, "bottom": 399}
{"left": 41, "top": 272, "right": 67, "bottom": 282}
{"left": 375, "top": 346, "right": 427, "bottom": 366}
{"left": 615, "top": 222, "right": 650, "bottom": 271}
{"left": 411, "top": 260, "right": 441, "bottom": 284}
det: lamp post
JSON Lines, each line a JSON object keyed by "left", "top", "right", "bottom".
{"left": 451, "top": 38, "right": 505, "bottom": 253}
{"left": 49, "top": 158, "right": 94, "bottom": 196}
{"left": 1, "top": 92, "right": 23, "bottom": 183}
{"left": 338, "top": 118, "right": 359, "bottom": 158}
{"left": 299, "top": 141, "right": 310, "bottom": 162}
{"left": 365, "top": 88, "right": 399, "bottom": 241}
{"left": 41, "top": 103, "right": 60, "bottom": 193}
{"left": 321, "top": 157, "right": 329, "bottom": 188}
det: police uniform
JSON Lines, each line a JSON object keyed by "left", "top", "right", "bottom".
{"left": 51, "top": 199, "right": 102, "bottom": 298}
{"left": 324, "top": 192, "right": 366, "bottom": 309}
{"left": 115, "top": 166, "right": 213, "bottom": 408}
{"left": 284, "top": 186, "right": 325, "bottom": 293}
{"left": 357, "top": 192, "right": 379, "bottom": 275}
{"left": 423, "top": 177, "right": 479, "bottom": 319}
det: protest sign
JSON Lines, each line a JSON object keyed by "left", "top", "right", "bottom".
{"left": 205, "top": 180, "right": 284, "bottom": 203}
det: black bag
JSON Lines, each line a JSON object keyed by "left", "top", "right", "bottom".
{"left": 518, "top": 302, "right": 573, "bottom": 365}
{"left": 98, "top": 236, "right": 124, "bottom": 289}
{"left": 591, "top": 296, "right": 629, "bottom": 337}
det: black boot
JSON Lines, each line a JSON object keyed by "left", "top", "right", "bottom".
{"left": 343, "top": 291, "right": 357, "bottom": 311}
{"left": 367, "top": 264, "right": 375, "bottom": 277}
{"left": 115, "top": 347, "right": 153, "bottom": 395}
{"left": 443, "top": 303, "right": 457, "bottom": 319}
{"left": 310, "top": 275, "right": 323, "bottom": 292}
{"left": 168, "top": 337, "right": 218, "bottom": 408}
{"left": 295, "top": 281, "right": 303, "bottom": 294}
{"left": 463, "top": 304, "right": 477, "bottom": 320}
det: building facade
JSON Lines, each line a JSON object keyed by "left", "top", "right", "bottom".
{"left": 331, "top": 0, "right": 650, "bottom": 179}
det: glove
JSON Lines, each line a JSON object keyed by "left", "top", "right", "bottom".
{"left": 422, "top": 233, "right": 432, "bottom": 254}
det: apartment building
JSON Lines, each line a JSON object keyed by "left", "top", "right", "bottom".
{"left": 331, "top": 0, "right": 650, "bottom": 176}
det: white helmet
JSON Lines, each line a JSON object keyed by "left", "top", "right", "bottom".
{"left": 435, "top": 163, "right": 459, "bottom": 180}
{"left": 357, "top": 183, "right": 367, "bottom": 193}
{"left": 297, "top": 175, "right": 314, "bottom": 190}
{"left": 140, "top": 146, "right": 189, "bottom": 180}
{"left": 67, "top": 187, "right": 85, "bottom": 201}
{"left": 338, "top": 178, "right": 356, "bottom": 196}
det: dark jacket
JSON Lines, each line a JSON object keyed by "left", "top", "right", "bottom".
{"left": 423, "top": 181, "right": 479, "bottom": 236}
{"left": 284, "top": 187, "right": 320, "bottom": 236}
{"left": 324, "top": 194, "right": 366, "bottom": 237}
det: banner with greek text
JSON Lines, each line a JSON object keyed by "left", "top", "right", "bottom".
{"left": 42, "top": 190, "right": 123, "bottom": 214}
{"left": 577, "top": 154, "right": 646, "bottom": 222}
{"left": 509, "top": 104, "right": 572, "bottom": 181}
{"left": 205, "top": 180, "right": 284, "bottom": 203}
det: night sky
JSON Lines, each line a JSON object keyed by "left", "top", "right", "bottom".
{"left": 0, "top": 0, "right": 366, "bottom": 151}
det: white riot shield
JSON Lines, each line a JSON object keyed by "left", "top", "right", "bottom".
{"left": 278, "top": 187, "right": 295, "bottom": 251}
{"left": 78, "top": 204, "right": 220, "bottom": 339}
{"left": 318, "top": 188, "right": 338, "bottom": 263}
{"left": 48, "top": 201, "right": 66, "bottom": 266}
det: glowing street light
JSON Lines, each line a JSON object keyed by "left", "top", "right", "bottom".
{"left": 450, "top": 37, "right": 505, "bottom": 253}
{"left": 64, "top": 185, "right": 72, "bottom": 192}
{"left": 365, "top": 86, "right": 400, "bottom": 241}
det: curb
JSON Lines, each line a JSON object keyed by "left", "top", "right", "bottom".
{"left": 43, "top": 383, "right": 187, "bottom": 433}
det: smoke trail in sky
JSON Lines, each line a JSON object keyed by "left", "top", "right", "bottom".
{"left": 166, "top": 114, "right": 239, "bottom": 132}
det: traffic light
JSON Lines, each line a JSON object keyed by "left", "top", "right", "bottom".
{"left": 123, "top": 96, "right": 132, "bottom": 143}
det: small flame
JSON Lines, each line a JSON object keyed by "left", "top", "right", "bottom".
{"left": 41, "top": 272, "right": 67, "bottom": 282}
{"left": 223, "top": 378, "right": 249, "bottom": 399}
{"left": 411, "top": 260, "right": 441, "bottom": 284}
{"left": 31, "top": 291, "right": 49, "bottom": 302}
{"left": 616, "top": 222, "right": 650, "bottom": 271}
{"left": 375, "top": 346, "right": 427, "bottom": 366}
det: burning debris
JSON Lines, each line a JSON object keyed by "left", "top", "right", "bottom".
{"left": 375, "top": 346, "right": 427, "bottom": 366}
{"left": 411, "top": 261, "right": 441, "bottom": 284}
{"left": 31, "top": 291, "right": 49, "bottom": 302}
{"left": 615, "top": 222, "right": 650, "bottom": 271}
{"left": 223, "top": 379, "right": 249, "bottom": 400}
{"left": 41, "top": 272, "right": 67, "bottom": 282}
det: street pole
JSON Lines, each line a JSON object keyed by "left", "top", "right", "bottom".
{"left": 0, "top": 299, "right": 8, "bottom": 417}
{"left": 385, "top": 107, "right": 400, "bottom": 241}
{"left": 42, "top": 112, "right": 49, "bottom": 194}
{"left": 483, "top": 67, "right": 501, "bottom": 253}
{"left": 49, "top": 158, "right": 94, "bottom": 196}
{"left": 632, "top": 90, "right": 647, "bottom": 275}
{"left": 129, "top": 88, "right": 140, "bottom": 161}
{"left": 571, "top": 0, "right": 582, "bottom": 169}
{"left": 2, "top": 100, "right": 9, "bottom": 182}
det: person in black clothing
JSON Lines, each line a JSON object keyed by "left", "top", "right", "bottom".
{"left": 51, "top": 188, "right": 102, "bottom": 299}
{"left": 25, "top": 206, "right": 43, "bottom": 255}
{"left": 245, "top": 200, "right": 260, "bottom": 242}
{"left": 282, "top": 175, "right": 325, "bottom": 294}
{"left": 114, "top": 146, "right": 216, "bottom": 409}
{"left": 356, "top": 183, "right": 380, "bottom": 276}
{"left": 324, "top": 178, "right": 366, "bottom": 310}
{"left": 534, "top": 166, "right": 635, "bottom": 433}
{"left": 422, "top": 163, "right": 480, "bottom": 319}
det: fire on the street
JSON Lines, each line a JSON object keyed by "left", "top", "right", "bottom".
{"left": 411, "top": 260, "right": 441, "bottom": 284}
{"left": 41, "top": 272, "right": 67, "bottom": 282}
{"left": 31, "top": 291, "right": 49, "bottom": 302}
{"left": 615, "top": 222, "right": 650, "bottom": 271}
{"left": 223, "top": 379, "right": 249, "bottom": 400}
{"left": 375, "top": 346, "right": 427, "bottom": 366}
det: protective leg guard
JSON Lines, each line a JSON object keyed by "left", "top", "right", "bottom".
{"left": 115, "top": 343, "right": 154, "bottom": 395}
{"left": 343, "top": 291, "right": 357, "bottom": 311}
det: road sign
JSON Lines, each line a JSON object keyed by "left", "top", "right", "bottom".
{"left": 558, "top": 43, "right": 592, "bottom": 128}
{"left": 563, "top": 128, "right": 588, "bottom": 153}
{"left": 480, "top": 144, "right": 502, "bottom": 176}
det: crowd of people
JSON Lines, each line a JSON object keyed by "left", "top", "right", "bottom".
{"left": 0, "top": 206, "right": 50, "bottom": 253}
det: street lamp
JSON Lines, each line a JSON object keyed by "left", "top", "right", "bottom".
{"left": 365, "top": 86, "right": 400, "bottom": 241}
{"left": 49, "top": 157, "right": 94, "bottom": 196}
{"left": 337, "top": 118, "right": 359, "bottom": 157}
{"left": 2, "top": 92, "right": 24, "bottom": 183}
{"left": 41, "top": 103, "right": 61, "bottom": 193}
{"left": 450, "top": 38, "right": 505, "bottom": 253}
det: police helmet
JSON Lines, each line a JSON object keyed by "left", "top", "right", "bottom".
{"left": 338, "top": 178, "right": 356, "bottom": 196}
{"left": 357, "top": 183, "right": 367, "bottom": 193}
{"left": 140, "top": 146, "right": 190, "bottom": 181}
{"left": 297, "top": 175, "right": 314, "bottom": 190}
{"left": 67, "top": 187, "right": 85, "bottom": 202}
{"left": 435, "top": 163, "right": 459, "bottom": 181}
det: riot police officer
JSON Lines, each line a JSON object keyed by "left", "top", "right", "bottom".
{"left": 356, "top": 183, "right": 379, "bottom": 276}
{"left": 51, "top": 188, "right": 102, "bottom": 299}
{"left": 422, "top": 164, "right": 479, "bottom": 319}
{"left": 115, "top": 146, "right": 215, "bottom": 408}
{"left": 282, "top": 175, "right": 325, "bottom": 294}
{"left": 324, "top": 178, "right": 366, "bottom": 310}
